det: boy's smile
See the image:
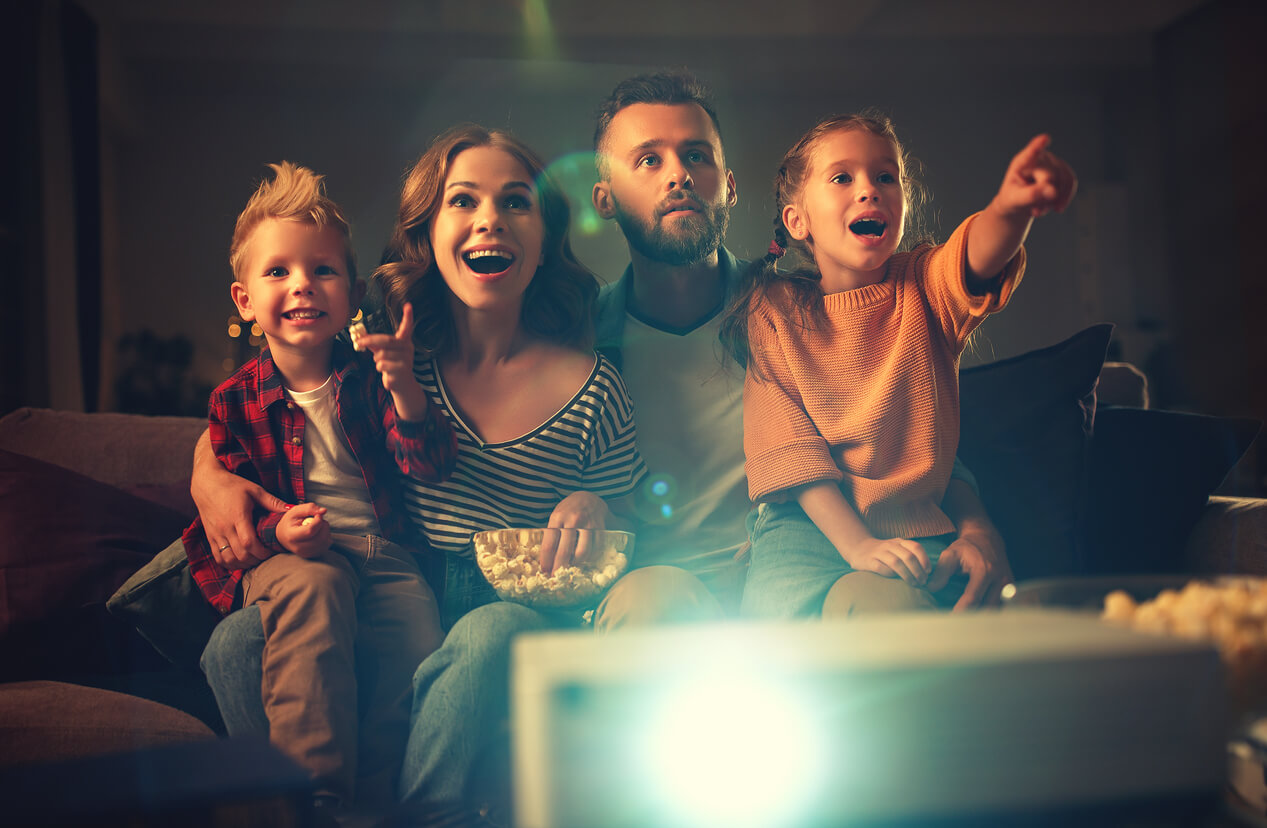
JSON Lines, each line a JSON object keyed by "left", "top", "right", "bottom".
{"left": 231, "top": 218, "right": 360, "bottom": 364}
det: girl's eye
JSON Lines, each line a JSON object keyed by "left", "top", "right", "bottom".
{"left": 878, "top": 172, "right": 897, "bottom": 184}
{"left": 315, "top": 265, "right": 339, "bottom": 277}
{"left": 830, "top": 173, "right": 852, "bottom": 184}
{"left": 448, "top": 194, "right": 475, "bottom": 208}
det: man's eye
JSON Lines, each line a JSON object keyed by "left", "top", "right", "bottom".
{"left": 638, "top": 155, "right": 660, "bottom": 168}
{"left": 266, "top": 267, "right": 288, "bottom": 278}
{"left": 686, "top": 150, "right": 705, "bottom": 164}
{"left": 448, "top": 194, "right": 475, "bottom": 208}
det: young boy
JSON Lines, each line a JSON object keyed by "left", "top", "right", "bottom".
{"left": 180, "top": 162, "right": 457, "bottom": 816}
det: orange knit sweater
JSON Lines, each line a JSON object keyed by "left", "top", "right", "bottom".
{"left": 744, "top": 213, "right": 1024, "bottom": 539}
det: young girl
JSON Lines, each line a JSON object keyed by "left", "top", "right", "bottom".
{"left": 724, "top": 112, "right": 1075, "bottom": 619}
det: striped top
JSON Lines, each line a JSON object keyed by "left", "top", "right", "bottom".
{"left": 401, "top": 352, "right": 647, "bottom": 555}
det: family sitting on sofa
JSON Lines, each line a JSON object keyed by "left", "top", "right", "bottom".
{"left": 150, "top": 68, "right": 1087, "bottom": 827}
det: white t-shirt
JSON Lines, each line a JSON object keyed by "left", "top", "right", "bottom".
{"left": 617, "top": 311, "right": 748, "bottom": 579}
{"left": 286, "top": 375, "right": 381, "bottom": 538}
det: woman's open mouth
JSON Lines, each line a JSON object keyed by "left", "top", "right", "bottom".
{"left": 463, "top": 248, "right": 516, "bottom": 276}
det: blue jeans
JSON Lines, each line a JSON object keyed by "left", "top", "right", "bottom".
{"left": 740, "top": 501, "right": 964, "bottom": 619}
{"left": 201, "top": 552, "right": 566, "bottom": 814}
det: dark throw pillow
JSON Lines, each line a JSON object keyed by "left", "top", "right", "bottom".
{"left": 1084, "top": 407, "right": 1260, "bottom": 575}
{"left": 0, "top": 449, "right": 193, "bottom": 678}
{"left": 958, "top": 324, "right": 1113, "bottom": 581}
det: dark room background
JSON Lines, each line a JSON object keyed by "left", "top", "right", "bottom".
{"left": 4, "top": 0, "right": 1265, "bottom": 494}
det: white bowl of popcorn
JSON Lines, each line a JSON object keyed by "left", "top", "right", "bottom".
{"left": 473, "top": 528, "right": 633, "bottom": 609}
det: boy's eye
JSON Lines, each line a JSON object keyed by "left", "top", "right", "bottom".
{"left": 265, "top": 267, "right": 288, "bottom": 278}
{"left": 315, "top": 265, "right": 339, "bottom": 277}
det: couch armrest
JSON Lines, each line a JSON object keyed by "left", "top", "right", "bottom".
{"left": 1184, "top": 495, "right": 1267, "bottom": 576}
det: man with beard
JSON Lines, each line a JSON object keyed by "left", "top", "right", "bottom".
{"left": 586, "top": 71, "right": 1013, "bottom": 627}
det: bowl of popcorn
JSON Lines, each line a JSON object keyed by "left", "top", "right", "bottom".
{"left": 1100, "top": 577, "right": 1267, "bottom": 715}
{"left": 473, "top": 528, "right": 633, "bottom": 610}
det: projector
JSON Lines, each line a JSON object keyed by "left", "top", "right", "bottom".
{"left": 511, "top": 609, "right": 1226, "bottom": 828}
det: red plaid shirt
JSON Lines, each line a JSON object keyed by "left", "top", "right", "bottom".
{"left": 182, "top": 340, "right": 457, "bottom": 614}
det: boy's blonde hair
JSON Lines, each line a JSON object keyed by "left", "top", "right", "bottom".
{"left": 229, "top": 161, "right": 356, "bottom": 281}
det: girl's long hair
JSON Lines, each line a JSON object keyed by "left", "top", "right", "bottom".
{"left": 373, "top": 124, "right": 598, "bottom": 358}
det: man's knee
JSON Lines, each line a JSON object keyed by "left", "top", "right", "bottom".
{"left": 594, "top": 565, "right": 723, "bottom": 631}
{"left": 822, "top": 571, "right": 937, "bottom": 618}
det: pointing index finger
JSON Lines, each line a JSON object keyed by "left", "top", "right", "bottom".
{"left": 395, "top": 302, "right": 416, "bottom": 342}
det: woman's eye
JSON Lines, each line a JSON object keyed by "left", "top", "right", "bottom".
{"left": 504, "top": 194, "right": 532, "bottom": 210}
{"left": 448, "top": 194, "right": 475, "bottom": 208}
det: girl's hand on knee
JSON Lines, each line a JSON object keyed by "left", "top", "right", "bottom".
{"left": 844, "top": 537, "right": 930, "bottom": 586}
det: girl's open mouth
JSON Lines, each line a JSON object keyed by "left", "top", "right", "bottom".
{"left": 849, "top": 218, "right": 887, "bottom": 238}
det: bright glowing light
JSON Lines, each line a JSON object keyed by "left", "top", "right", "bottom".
{"left": 660, "top": 503, "right": 672, "bottom": 518}
{"left": 227, "top": 323, "right": 241, "bottom": 338}
{"left": 637, "top": 673, "right": 826, "bottom": 827}
{"left": 651, "top": 480, "right": 669, "bottom": 497}
{"left": 251, "top": 323, "right": 263, "bottom": 337}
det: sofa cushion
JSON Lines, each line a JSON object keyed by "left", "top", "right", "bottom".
{"left": 958, "top": 324, "right": 1113, "bottom": 581}
{"left": 108, "top": 539, "right": 222, "bottom": 672}
{"left": 0, "top": 449, "right": 191, "bottom": 678}
{"left": 1084, "top": 407, "right": 1260, "bottom": 574}
{"left": 0, "top": 680, "right": 214, "bottom": 769}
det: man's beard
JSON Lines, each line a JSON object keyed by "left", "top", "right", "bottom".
{"left": 611, "top": 193, "right": 730, "bottom": 267}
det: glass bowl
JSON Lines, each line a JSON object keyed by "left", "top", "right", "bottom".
{"left": 472, "top": 528, "right": 633, "bottom": 609}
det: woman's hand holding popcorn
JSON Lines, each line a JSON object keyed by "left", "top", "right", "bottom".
{"left": 540, "top": 491, "right": 613, "bottom": 575}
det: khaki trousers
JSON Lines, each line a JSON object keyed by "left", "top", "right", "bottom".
{"left": 241, "top": 533, "right": 443, "bottom": 806}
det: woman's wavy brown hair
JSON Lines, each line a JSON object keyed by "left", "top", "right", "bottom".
{"left": 374, "top": 124, "right": 597, "bottom": 358}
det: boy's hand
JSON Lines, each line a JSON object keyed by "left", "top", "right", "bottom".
{"left": 991, "top": 134, "right": 1078, "bottom": 219}
{"left": 539, "top": 491, "right": 612, "bottom": 575}
{"left": 840, "top": 537, "right": 931, "bottom": 587}
{"left": 356, "top": 302, "right": 429, "bottom": 420}
{"left": 275, "top": 503, "right": 331, "bottom": 559}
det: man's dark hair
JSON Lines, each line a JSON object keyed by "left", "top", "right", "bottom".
{"left": 593, "top": 70, "right": 724, "bottom": 177}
